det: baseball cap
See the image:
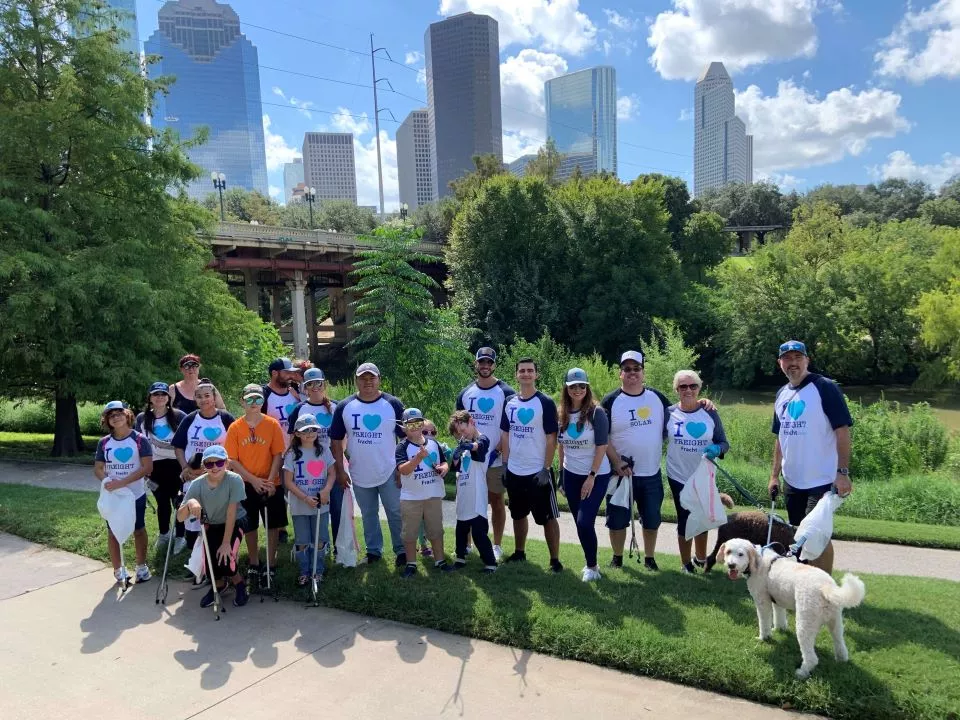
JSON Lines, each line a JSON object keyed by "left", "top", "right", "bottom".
{"left": 303, "top": 368, "right": 326, "bottom": 384}
{"left": 475, "top": 347, "right": 496, "bottom": 362}
{"left": 241, "top": 383, "right": 264, "bottom": 400}
{"left": 778, "top": 340, "right": 808, "bottom": 357}
{"left": 294, "top": 414, "right": 322, "bottom": 433}
{"left": 402, "top": 408, "right": 424, "bottom": 424}
{"left": 149, "top": 382, "right": 169, "bottom": 395}
{"left": 201, "top": 444, "right": 228, "bottom": 462}
{"left": 355, "top": 362, "right": 380, "bottom": 377}
{"left": 102, "top": 400, "right": 126, "bottom": 413}
{"left": 268, "top": 357, "right": 295, "bottom": 374}
{"left": 564, "top": 367, "right": 589, "bottom": 386}
{"left": 619, "top": 350, "right": 645, "bottom": 367}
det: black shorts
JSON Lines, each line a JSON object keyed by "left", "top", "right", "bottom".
{"left": 503, "top": 469, "right": 560, "bottom": 526}
{"left": 204, "top": 518, "right": 247, "bottom": 579}
{"left": 784, "top": 481, "right": 833, "bottom": 527}
{"left": 241, "top": 482, "right": 288, "bottom": 531}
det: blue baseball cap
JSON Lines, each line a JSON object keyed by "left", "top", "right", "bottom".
{"left": 303, "top": 368, "right": 326, "bottom": 384}
{"left": 294, "top": 414, "right": 322, "bottom": 432}
{"left": 778, "top": 340, "right": 808, "bottom": 358}
{"left": 402, "top": 408, "right": 424, "bottom": 424}
{"left": 149, "top": 382, "right": 170, "bottom": 394}
{"left": 268, "top": 357, "right": 295, "bottom": 373}
{"left": 565, "top": 367, "right": 589, "bottom": 386}
{"left": 475, "top": 347, "right": 496, "bottom": 361}
{"left": 201, "top": 445, "right": 228, "bottom": 462}
{"left": 102, "top": 400, "right": 126, "bottom": 413}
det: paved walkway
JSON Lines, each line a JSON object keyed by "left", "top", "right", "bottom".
{"left": 2, "top": 460, "right": 959, "bottom": 581}
{"left": 0, "top": 532, "right": 818, "bottom": 720}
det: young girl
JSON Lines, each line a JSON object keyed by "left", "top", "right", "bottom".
{"left": 135, "top": 382, "right": 187, "bottom": 554}
{"left": 283, "top": 414, "right": 338, "bottom": 586}
{"left": 94, "top": 401, "right": 154, "bottom": 585}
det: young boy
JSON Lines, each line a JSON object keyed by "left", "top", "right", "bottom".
{"left": 177, "top": 445, "right": 249, "bottom": 607}
{"left": 395, "top": 408, "right": 453, "bottom": 578}
{"left": 448, "top": 410, "right": 497, "bottom": 572}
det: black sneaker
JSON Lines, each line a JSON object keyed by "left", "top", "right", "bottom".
{"left": 549, "top": 558, "right": 563, "bottom": 573}
{"left": 200, "top": 588, "right": 216, "bottom": 608}
{"left": 435, "top": 560, "right": 456, "bottom": 573}
{"left": 682, "top": 562, "right": 696, "bottom": 574}
{"left": 453, "top": 557, "right": 467, "bottom": 568}
{"left": 504, "top": 551, "right": 527, "bottom": 563}
{"left": 246, "top": 566, "right": 261, "bottom": 589}
{"left": 278, "top": 529, "right": 289, "bottom": 544}
{"left": 395, "top": 552, "right": 407, "bottom": 568}
{"left": 693, "top": 557, "right": 706, "bottom": 568}
{"left": 609, "top": 555, "right": 623, "bottom": 569}
{"left": 366, "top": 552, "right": 382, "bottom": 564}
{"left": 233, "top": 581, "right": 248, "bottom": 606}
{"left": 644, "top": 557, "right": 660, "bottom": 571}
{"left": 481, "top": 566, "right": 497, "bottom": 574}
{"left": 401, "top": 563, "right": 417, "bottom": 579}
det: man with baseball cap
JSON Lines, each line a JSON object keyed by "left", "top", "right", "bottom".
{"left": 262, "top": 357, "right": 301, "bottom": 438}
{"left": 456, "top": 346, "right": 515, "bottom": 561}
{"left": 329, "top": 362, "right": 407, "bottom": 565}
{"left": 770, "top": 340, "right": 854, "bottom": 526}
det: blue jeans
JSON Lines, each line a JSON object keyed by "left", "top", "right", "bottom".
{"left": 292, "top": 513, "right": 328, "bottom": 576}
{"left": 352, "top": 473, "right": 403, "bottom": 557}
{"left": 563, "top": 470, "right": 610, "bottom": 568}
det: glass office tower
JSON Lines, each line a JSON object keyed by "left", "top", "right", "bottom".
{"left": 145, "top": 0, "right": 268, "bottom": 199}
{"left": 104, "top": 0, "right": 140, "bottom": 57}
{"left": 544, "top": 66, "right": 617, "bottom": 181}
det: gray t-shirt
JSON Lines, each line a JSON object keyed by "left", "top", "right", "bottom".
{"left": 183, "top": 470, "right": 248, "bottom": 525}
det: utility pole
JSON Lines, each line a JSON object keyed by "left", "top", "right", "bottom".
{"left": 370, "top": 34, "right": 385, "bottom": 218}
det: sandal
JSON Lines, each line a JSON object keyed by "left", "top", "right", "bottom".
{"left": 297, "top": 574, "right": 309, "bottom": 586}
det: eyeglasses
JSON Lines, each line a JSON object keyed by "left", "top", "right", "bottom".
{"left": 203, "top": 459, "right": 227, "bottom": 469}
{"left": 677, "top": 383, "right": 700, "bottom": 391}
{"left": 621, "top": 365, "right": 643, "bottom": 373}
{"left": 567, "top": 383, "right": 588, "bottom": 391}
{"left": 405, "top": 420, "right": 425, "bottom": 430}
{"left": 106, "top": 410, "right": 125, "bottom": 419}
{"left": 181, "top": 362, "right": 199, "bottom": 369}
{"left": 243, "top": 396, "right": 264, "bottom": 405}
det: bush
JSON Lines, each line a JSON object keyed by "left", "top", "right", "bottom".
{"left": 717, "top": 405, "right": 771, "bottom": 465}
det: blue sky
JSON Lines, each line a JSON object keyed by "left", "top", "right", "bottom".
{"left": 132, "top": 0, "right": 960, "bottom": 208}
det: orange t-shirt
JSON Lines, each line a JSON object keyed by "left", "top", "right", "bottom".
{"left": 225, "top": 414, "right": 286, "bottom": 484}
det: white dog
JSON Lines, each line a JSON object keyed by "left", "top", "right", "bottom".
{"left": 719, "top": 538, "right": 866, "bottom": 679}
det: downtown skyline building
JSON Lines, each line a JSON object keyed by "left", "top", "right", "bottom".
{"left": 282, "top": 157, "right": 304, "bottom": 204}
{"left": 105, "top": 0, "right": 140, "bottom": 57}
{"left": 145, "top": 0, "right": 268, "bottom": 200}
{"left": 396, "top": 109, "right": 435, "bottom": 210}
{"left": 694, "top": 61, "right": 753, "bottom": 197}
{"left": 545, "top": 66, "right": 617, "bottom": 182}
{"left": 302, "top": 132, "right": 357, "bottom": 203}
{"left": 425, "top": 12, "right": 502, "bottom": 199}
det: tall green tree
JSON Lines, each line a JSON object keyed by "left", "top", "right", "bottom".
{"left": 674, "top": 212, "right": 734, "bottom": 282}
{"left": 411, "top": 197, "right": 458, "bottom": 244}
{"left": 915, "top": 227, "right": 960, "bottom": 380}
{"left": 525, "top": 138, "right": 564, "bottom": 183}
{"left": 449, "top": 153, "right": 507, "bottom": 203}
{"left": 0, "top": 0, "right": 275, "bottom": 454}
{"left": 919, "top": 196, "right": 960, "bottom": 228}
{"left": 203, "top": 188, "right": 281, "bottom": 224}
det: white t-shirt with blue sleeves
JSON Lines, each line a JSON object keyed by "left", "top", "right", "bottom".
{"left": 95, "top": 431, "right": 153, "bottom": 499}
{"left": 601, "top": 387, "right": 670, "bottom": 477}
{"left": 666, "top": 405, "right": 729, "bottom": 484}
{"left": 395, "top": 437, "right": 446, "bottom": 501}
{"left": 500, "top": 390, "right": 559, "bottom": 476}
{"left": 772, "top": 373, "right": 853, "bottom": 490}
{"left": 456, "top": 380, "right": 515, "bottom": 468}
{"left": 329, "top": 392, "right": 405, "bottom": 488}
{"left": 558, "top": 407, "right": 612, "bottom": 476}
{"left": 286, "top": 399, "right": 337, "bottom": 445}
{"left": 455, "top": 435, "right": 491, "bottom": 521}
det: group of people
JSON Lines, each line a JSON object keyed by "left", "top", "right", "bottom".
{"left": 94, "top": 339, "right": 854, "bottom": 604}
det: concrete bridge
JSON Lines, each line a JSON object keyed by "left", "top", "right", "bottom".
{"left": 723, "top": 224, "right": 786, "bottom": 253}
{"left": 204, "top": 222, "right": 445, "bottom": 363}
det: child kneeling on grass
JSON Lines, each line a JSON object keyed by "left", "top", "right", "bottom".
{"left": 448, "top": 410, "right": 497, "bottom": 573}
{"left": 177, "top": 445, "right": 249, "bottom": 607}
{"left": 395, "top": 408, "right": 453, "bottom": 578}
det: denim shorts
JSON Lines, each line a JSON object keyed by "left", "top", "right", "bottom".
{"left": 605, "top": 471, "right": 664, "bottom": 531}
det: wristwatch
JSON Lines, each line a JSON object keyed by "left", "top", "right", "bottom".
{"left": 587, "top": 470, "right": 596, "bottom": 477}
{"left": 837, "top": 467, "right": 849, "bottom": 476}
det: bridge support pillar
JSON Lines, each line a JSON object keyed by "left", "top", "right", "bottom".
{"left": 306, "top": 285, "right": 319, "bottom": 363}
{"left": 242, "top": 269, "right": 259, "bottom": 314}
{"left": 289, "top": 271, "right": 309, "bottom": 361}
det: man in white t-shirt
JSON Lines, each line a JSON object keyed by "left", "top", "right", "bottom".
{"left": 769, "top": 340, "right": 854, "bottom": 526}
{"left": 329, "top": 362, "right": 406, "bottom": 566}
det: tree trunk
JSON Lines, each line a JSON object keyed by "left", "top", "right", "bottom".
{"left": 52, "top": 391, "right": 85, "bottom": 457}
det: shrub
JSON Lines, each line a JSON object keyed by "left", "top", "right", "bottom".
{"left": 898, "top": 402, "right": 950, "bottom": 470}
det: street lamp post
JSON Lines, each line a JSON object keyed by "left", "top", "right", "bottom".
{"left": 211, "top": 172, "right": 226, "bottom": 221}
{"left": 399, "top": 202, "right": 409, "bottom": 222}
{"left": 304, "top": 186, "right": 317, "bottom": 228}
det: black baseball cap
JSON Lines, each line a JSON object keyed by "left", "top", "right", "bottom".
{"left": 268, "top": 357, "right": 295, "bottom": 373}
{"left": 475, "top": 347, "right": 496, "bottom": 361}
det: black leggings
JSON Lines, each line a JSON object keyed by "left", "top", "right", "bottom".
{"left": 455, "top": 516, "right": 496, "bottom": 567}
{"left": 151, "top": 458, "right": 184, "bottom": 537}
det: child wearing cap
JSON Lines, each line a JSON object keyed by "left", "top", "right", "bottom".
{"left": 448, "top": 410, "right": 497, "bottom": 572}
{"left": 177, "top": 445, "right": 249, "bottom": 607}
{"left": 395, "top": 408, "right": 453, "bottom": 578}
{"left": 95, "top": 402, "right": 154, "bottom": 584}
{"left": 282, "top": 414, "right": 338, "bottom": 585}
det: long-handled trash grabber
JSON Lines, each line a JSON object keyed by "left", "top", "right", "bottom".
{"left": 156, "top": 493, "right": 182, "bottom": 605}
{"left": 198, "top": 512, "right": 224, "bottom": 620}
{"left": 117, "top": 535, "right": 132, "bottom": 598}
{"left": 765, "top": 484, "right": 780, "bottom": 548}
{"left": 619, "top": 456, "right": 640, "bottom": 561}
{"left": 308, "top": 496, "right": 323, "bottom": 608}
{"left": 261, "top": 494, "right": 278, "bottom": 603}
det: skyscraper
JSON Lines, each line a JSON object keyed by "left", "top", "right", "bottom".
{"left": 694, "top": 61, "right": 753, "bottom": 197}
{"left": 105, "top": 0, "right": 140, "bottom": 57}
{"left": 425, "top": 12, "right": 502, "bottom": 199}
{"left": 145, "top": 0, "right": 268, "bottom": 199}
{"left": 545, "top": 66, "right": 617, "bottom": 181}
{"left": 283, "top": 158, "right": 304, "bottom": 204}
{"left": 302, "top": 133, "right": 357, "bottom": 203}
{"left": 396, "top": 109, "right": 435, "bottom": 210}
{"left": 508, "top": 154, "right": 537, "bottom": 177}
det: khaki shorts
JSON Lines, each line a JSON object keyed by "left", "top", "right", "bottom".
{"left": 401, "top": 498, "right": 444, "bottom": 543}
{"left": 486, "top": 465, "right": 505, "bottom": 494}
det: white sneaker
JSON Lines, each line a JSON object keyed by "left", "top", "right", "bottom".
{"left": 493, "top": 545, "right": 503, "bottom": 562}
{"left": 581, "top": 566, "right": 601, "bottom": 582}
{"left": 135, "top": 564, "right": 152, "bottom": 583}
{"left": 173, "top": 536, "right": 187, "bottom": 554}
{"left": 464, "top": 545, "right": 474, "bottom": 555}
{"left": 154, "top": 531, "right": 171, "bottom": 549}
{"left": 114, "top": 567, "right": 130, "bottom": 584}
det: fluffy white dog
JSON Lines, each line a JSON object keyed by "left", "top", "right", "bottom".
{"left": 719, "top": 538, "right": 866, "bottom": 679}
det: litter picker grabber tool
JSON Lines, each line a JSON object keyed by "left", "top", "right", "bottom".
{"left": 308, "top": 495, "right": 323, "bottom": 608}
{"left": 156, "top": 492, "right": 183, "bottom": 605}
{"left": 261, "top": 492, "right": 278, "bottom": 603}
{"left": 117, "top": 536, "right": 132, "bottom": 597}
{"left": 198, "top": 511, "right": 224, "bottom": 620}
{"left": 621, "top": 456, "right": 640, "bottom": 561}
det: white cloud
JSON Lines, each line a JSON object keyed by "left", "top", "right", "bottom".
{"left": 328, "top": 107, "right": 372, "bottom": 137}
{"left": 320, "top": 108, "right": 398, "bottom": 210}
{"left": 270, "top": 86, "right": 314, "bottom": 119}
{"left": 416, "top": 68, "right": 427, "bottom": 87}
{"left": 502, "top": 131, "right": 543, "bottom": 164}
{"left": 647, "top": 0, "right": 826, "bottom": 81}
{"left": 269, "top": 185, "right": 282, "bottom": 198}
{"left": 617, "top": 94, "right": 639, "bottom": 121}
{"left": 757, "top": 171, "right": 806, "bottom": 190}
{"left": 439, "top": 0, "right": 598, "bottom": 55}
{"left": 875, "top": 0, "right": 960, "bottom": 83}
{"left": 500, "top": 49, "right": 568, "bottom": 135}
{"left": 405, "top": 50, "right": 423, "bottom": 65}
{"left": 734, "top": 80, "right": 910, "bottom": 172}
{"left": 262, "top": 115, "right": 300, "bottom": 172}
{"left": 871, "top": 151, "right": 960, "bottom": 189}
{"left": 678, "top": 107, "right": 693, "bottom": 121}
{"left": 603, "top": 8, "right": 637, "bottom": 31}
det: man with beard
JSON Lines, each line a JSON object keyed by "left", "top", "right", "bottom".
{"left": 769, "top": 340, "right": 853, "bottom": 526}
{"left": 456, "top": 347, "right": 515, "bottom": 561}
{"left": 262, "top": 357, "right": 300, "bottom": 544}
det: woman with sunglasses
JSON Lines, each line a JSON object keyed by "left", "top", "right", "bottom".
{"left": 135, "top": 382, "right": 188, "bottom": 554}
{"left": 557, "top": 368, "right": 610, "bottom": 583}
{"left": 169, "top": 354, "right": 226, "bottom": 414}
{"left": 666, "top": 369, "right": 729, "bottom": 574}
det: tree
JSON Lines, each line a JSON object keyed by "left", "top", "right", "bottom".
{"left": 940, "top": 175, "right": 960, "bottom": 203}
{"left": 699, "top": 182, "right": 789, "bottom": 243}
{"left": 862, "top": 178, "right": 933, "bottom": 223}
{"left": 632, "top": 174, "right": 696, "bottom": 243}
{"left": 0, "top": 0, "right": 277, "bottom": 454}
{"left": 411, "top": 197, "right": 458, "bottom": 244}
{"left": 525, "top": 138, "right": 563, "bottom": 183}
{"left": 203, "top": 188, "right": 281, "bottom": 224}
{"left": 919, "top": 197, "right": 960, "bottom": 228}
{"left": 449, "top": 153, "right": 507, "bottom": 202}
{"left": 915, "top": 227, "right": 960, "bottom": 380}
{"left": 674, "top": 212, "right": 734, "bottom": 282}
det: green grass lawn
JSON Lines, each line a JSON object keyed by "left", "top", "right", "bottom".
{"left": 0, "top": 483, "right": 957, "bottom": 719}
{"left": 0, "top": 432, "right": 99, "bottom": 464}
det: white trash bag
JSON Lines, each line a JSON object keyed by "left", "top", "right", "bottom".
{"left": 607, "top": 475, "right": 631, "bottom": 509}
{"left": 335, "top": 489, "right": 360, "bottom": 568}
{"left": 97, "top": 480, "right": 136, "bottom": 544}
{"left": 679, "top": 457, "right": 728, "bottom": 540}
{"left": 794, "top": 491, "right": 844, "bottom": 561}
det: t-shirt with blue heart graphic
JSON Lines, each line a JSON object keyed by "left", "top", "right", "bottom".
{"left": 456, "top": 380, "right": 515, "bottom": 468}
{"left": 135, "top": 409, "right": 187, "bottom": 461}
{"left": 500, "top": 391, "right": 559, "bottom": 476}
{"left": 454, "top": 435, "right": 491, "bottom": 521}
{"left": 263, "top": 385, "right": 299, "bottom": 447}
{"left": 558, "top": 407, "right": 611, "bottom": 476}
{"left": 666, "top": 405, "right": 729, "bottom": 484}
{"left": 282, "top": 445, "right": 336, "bottom": 516}
{"left": 286, "top": 399, "right": 337, "bottom": 445}
{"left": 95, "top": 430, "right": 153, "bottom": 499}
{"left": 329, "top": 392, "right": 405, "bottom": 488}
{"left": 171, "top": 409, "right": 235, "bottom": 466}
{"left": 395, "top": 437, "right": 446, "bottom": 501}
{"left": 772, "top": 373, "right": 853, "bottom": 490}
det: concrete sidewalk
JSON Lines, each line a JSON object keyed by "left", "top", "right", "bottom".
{"left": 0, "top": 532, "right": 818, "bottom": 720}
{"left": 2, "top": 460, "right": 959, "bottom": 580}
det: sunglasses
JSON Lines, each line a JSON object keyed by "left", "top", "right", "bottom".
{"left": 181, "top": 362, "right": 199, "bottom": 369}
{"left": 567, "top": 383, "right": 588, "bottom": 391}
{"left": 303, "top": 381, "right": 324, "bottom": 389}
{"left": 203, "top": 459, "right": 227, "bottom": 469}
{"left": 297, "top": 428, "right": 319, "bottom": 435}
{"left": 621, "top": 365, "right": 643, "bottom": 373}
{"left": 405, "top": 420, "right": 425, "bottom": 430}
{"left": 243, "top": 396, "right": 264, "bottom": 405}
{"left": 423, "top": 430, "right": 437, "bottom": 436}
{"left": 677, "top": 383, "right": 700, "bottom": 391}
